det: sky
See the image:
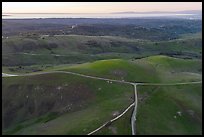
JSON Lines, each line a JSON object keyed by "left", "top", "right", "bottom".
{"left": 2, "top": 2, "right": 202, "bottom": 14}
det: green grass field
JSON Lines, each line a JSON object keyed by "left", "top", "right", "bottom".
{"left": 94, "top": 107, "right": 133, "bottom": 135}
{"left": 133, "top": 55, "right": 202, "bottom": 83}
{"left": 2, "top": 18, "right": 202, "bottom": 135}
{"left": 2, "top": 35, "right": 202, "bottom": 135}
{"left": 2, "top": 73, "right": 134, "bottom": 135}
{"left": 54, "top": 55, "right": 201, "bottom": 83}
{"left": 2, "top": 34, "right": 202, "bottom": 66}
{"left": 2, "top": 53, "right": 202, "bottom": 135}
{"left": 136, "top": 84, "right": 202, "bottom": 135}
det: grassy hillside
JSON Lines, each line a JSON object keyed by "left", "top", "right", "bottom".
{"left": 133, "top": 55, "right": 202, "bottom": 83}
{"left": 2, "top": 55, "right": 202, "bottom": 135}
{"left": 57, "top": 55, "right": 201, "bottom": 83}
{"left": 94, "top": 107, "right": 133, "bottom": 135}
{"left": 144, "top": 55, "right": 201, "bottom": 71}
{"left": 2, "top": 73, "right": 133, "bottom": 135}
{"left": 3, "top": 55, "right": 201, "bottom": 83}
{"left": 60, "top": 59, "right": 160, "bottom": 83}
{"left": 2, "top": 34, "right": 202, "bottom": 66}
{"left": 137, "top": 84, "right": 202, "bottom": 135}
{"left": 2, "top": 17, "right": 202, "bottom": 135}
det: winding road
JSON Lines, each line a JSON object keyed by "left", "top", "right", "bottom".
{"left": 2, "top": 71, "right": 135, "bottom": 85}
{"left": 87, "top": 103, "right": 135, "bottom": 135}
{"left": 2, "top": 72, "right": 202, "bottom": 135}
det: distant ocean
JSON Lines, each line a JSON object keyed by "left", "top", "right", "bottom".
{"left": 2, "top": 13, "right": 200, "bottom": 19}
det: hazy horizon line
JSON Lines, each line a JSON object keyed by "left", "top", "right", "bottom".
{"left": 3, "top": 10, "right": 202, "bottom": 14}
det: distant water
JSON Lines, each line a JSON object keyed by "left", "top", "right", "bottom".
{"left": 2, "top": 13, "right": 200, "bottom": 19}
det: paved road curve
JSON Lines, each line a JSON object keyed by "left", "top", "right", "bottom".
{"left": 87, "top": 103, "right": 134, "bottom": 135}
{"left": 131, "top": 84, "right": 138, "bottom": 135}
{"left": 2, "top": 71, "right": 134, "bottom": 85}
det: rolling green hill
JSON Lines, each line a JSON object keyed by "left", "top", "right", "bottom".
{"left": 137, "top": 84, "right": 202, "bottom": 135}
{"left": 2, "top": 34, "right": 202, "bottom": 66}
{"left": 94, "top": 107, "right": 133, "bottom": 135}
{"left": 57, "top": 55, "right": 201, "bottom": 83}
{"left": 2, "top": 54, "right": 202, "bottom": 135}
{"left": 2, "top": 73, "right": 133, "bottom": 135}
{"left": 2, "top": 17, "right": 202, "bottom": 135}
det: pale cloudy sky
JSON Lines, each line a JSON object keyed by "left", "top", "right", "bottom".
{"left": 2, "top": 2, "right": 202, "bottom": 13}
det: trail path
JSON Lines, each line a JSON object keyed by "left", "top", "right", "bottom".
{"left": 87, "top": 103, "right": 134, "bottom": 135}
{"left": 2, "top": 71, "right": 202, "bottom": 135}
{"left": 131, "top": 84, "right": 138, "bottom": 135}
